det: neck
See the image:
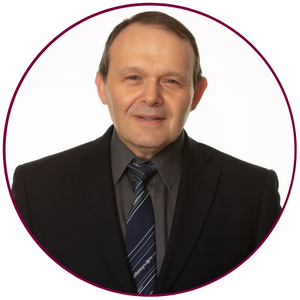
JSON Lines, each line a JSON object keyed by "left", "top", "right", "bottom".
{"left": 122, "top": 142, "right": 164, "bottom": 160}
{"left": 117, "top": 136, "right": 168, "bottom": 160}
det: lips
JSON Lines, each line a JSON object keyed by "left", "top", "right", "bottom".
{"left": 135, "top": 114, "right": 164, "bottom": 120}
{"left": 134, "top": 114, "right": 165, "bottom": 125}
{"left": 138, "top": 116, "right": 161, "bottom": 120}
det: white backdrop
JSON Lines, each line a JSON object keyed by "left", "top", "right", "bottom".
{"left": 5, "top": 4, "right": 294, "bottom": 204}
{"left": 1, "top": 1, "right": 299, "bottom": 299}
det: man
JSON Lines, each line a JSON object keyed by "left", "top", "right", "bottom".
{"left": 12, "top": 11, "right": 281, "bottom": 295}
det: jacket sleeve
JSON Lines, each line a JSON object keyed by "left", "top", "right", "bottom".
{"left": 255, "top": 169, "right": 281, "bottom": 247}
{"left": 12, "top": 165, "right": 32, "bottom": 231}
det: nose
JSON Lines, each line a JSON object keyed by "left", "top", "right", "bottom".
{"left": 141, "top": 80, "right": 163, "bottom": 106}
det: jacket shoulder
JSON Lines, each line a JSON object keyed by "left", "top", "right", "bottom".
{"left": 188, "top": 136, "right": 271, "bottom": 175}
{"left": 16, "top": 126, "right": 114, "bottom": 174}
{"left": 17, "top": 140, "right": 93, "bottom": 174}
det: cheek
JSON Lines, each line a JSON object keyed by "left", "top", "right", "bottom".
{"left": 106, "top": 88, "right": 137, "bottom": 120}
{"left": 170, "top": 98, "right": 193, "bottom": 125}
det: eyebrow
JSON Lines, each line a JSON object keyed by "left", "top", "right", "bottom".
{"left": 118, "top": 66, "right": 144, "bottom": 75}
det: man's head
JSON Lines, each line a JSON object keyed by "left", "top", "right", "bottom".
{"left": 95, "top": 11, "right": 207, "bottom": 159}
{"left": 99, "top": 11, "right": 203, "bottom": 90}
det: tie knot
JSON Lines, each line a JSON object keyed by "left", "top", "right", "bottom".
{"left": 128, "top": 162, "right": 157, "bottom": 183}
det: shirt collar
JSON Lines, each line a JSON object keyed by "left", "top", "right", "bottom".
{"left": 110, "top": 129, "right": 135, "bottom": 185}
{"left": 150, "top": 132, "right": 184, "bottom": 191}
{"left": 110, "top": 129, "right": 184, "bottom": 191}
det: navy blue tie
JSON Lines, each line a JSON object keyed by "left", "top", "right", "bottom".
{"left": 126, "top": 162, "right": 157, "bottom": 294}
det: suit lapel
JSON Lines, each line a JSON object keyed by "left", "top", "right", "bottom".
{"left": 71, "top": 126, "right": 136, "bottom": 293}
{"left": 154, "top": 136, "right": 221, "bottom": 294}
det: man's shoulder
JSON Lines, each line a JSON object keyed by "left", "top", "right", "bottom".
{"left": 13, "top": 140, "right": 92, "bottom": 184}
{"left": 22, "top": 140, "right": 93, "bottom": 169}
{"left": 186, "top": 137, "right": 279, "bottom": 199}
{"left": 16, "top": 126, "right": 114, "bottom": 175}
{"left": 186, "top": 136, "right": 272, "bottom": 176}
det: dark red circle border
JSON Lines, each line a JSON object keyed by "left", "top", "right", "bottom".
{"left": 2, "top": 2, "right": 297, "bottom": 297}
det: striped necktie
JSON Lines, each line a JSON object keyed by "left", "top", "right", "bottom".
{"left": 126, "top": 162, "right": 157, "bottom": 295}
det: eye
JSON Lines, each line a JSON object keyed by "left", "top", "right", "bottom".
{"left": 167, "top": 79, "right": 178, "bottom": 84}
{"left": 127, "top": 76, "right": 139, "bottom": 80}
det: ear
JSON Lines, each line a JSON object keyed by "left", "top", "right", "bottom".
{"left": 191, "top": 77, "right": 207, "bottom": 111}
{"left": 95, "top": 71, "right": 108, "bottom": 105}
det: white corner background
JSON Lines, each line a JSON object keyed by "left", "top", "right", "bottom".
{"left": 1, "top": 1, "right": 299, "bottom": 299}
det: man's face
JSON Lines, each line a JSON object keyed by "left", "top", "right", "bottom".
{"left": 96, "top": 23, "right": 207, "bottom": 158}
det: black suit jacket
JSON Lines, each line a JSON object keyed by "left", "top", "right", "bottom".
{"left": 12, "top": 126, "right": 281, "bottom": 294}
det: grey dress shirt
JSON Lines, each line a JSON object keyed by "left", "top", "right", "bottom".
{"left": 110, "top": 129, "right": 184, "bottom": 274}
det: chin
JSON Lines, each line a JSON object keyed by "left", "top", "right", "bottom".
{"left": 133, "top": 135, "right": 166, "bottom": 150}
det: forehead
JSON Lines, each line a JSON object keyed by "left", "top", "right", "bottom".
{"left": 108, "top": 23, "right": 194, "bottom": 74}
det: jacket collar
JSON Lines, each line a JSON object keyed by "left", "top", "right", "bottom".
{"left": 72, "top": 125, "right": 137, "bottom": 293}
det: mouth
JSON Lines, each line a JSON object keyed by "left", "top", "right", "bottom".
{"left": 138, "top": 116, "right": 161, "bottom": 120}
{"left": 134, "top": 115, "right": 165, "bottom": 125}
